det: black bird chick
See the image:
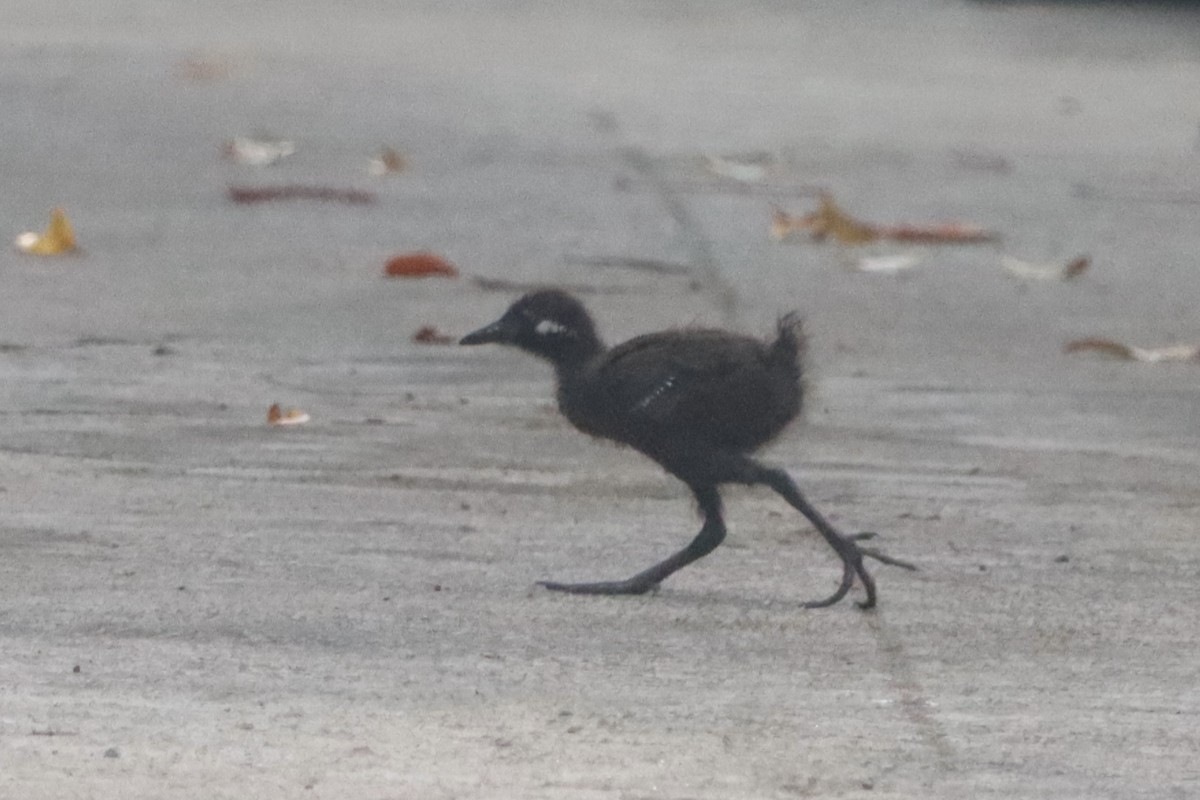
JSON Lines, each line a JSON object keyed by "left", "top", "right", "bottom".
{"left": 460, "top": 289, "right": 913, "bottom": 609}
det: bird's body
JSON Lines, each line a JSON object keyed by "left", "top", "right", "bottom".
{"left": 461, "top": 289, "right": 912, "bottom": 608}
{"left": 555, "top": 325, "right": 803, "bottom": 484}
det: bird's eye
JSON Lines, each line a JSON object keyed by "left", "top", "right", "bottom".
{"left": 535, "top": 319, "right": 567, "bottom": 336}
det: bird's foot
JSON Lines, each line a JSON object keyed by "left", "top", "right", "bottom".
{"left": 537, "top": 578, "right": 660, "bottom": 596}
{"left": 803, "top": 532, "right": 916, "bottom": 611}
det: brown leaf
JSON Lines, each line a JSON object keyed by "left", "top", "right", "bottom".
{"left": 881, "top": 222, "right": 997, "bottom": 244}
{"left": 1063, "top": 256, "right": 1091, "bottom": 279}
{"left": 384, "top": 252, "right": 459, "bottom": 278}
{"left": 267, "top": 403, "right": 310, "bottom": 425}
{"left": 412, "top": 325, "right": 454, "bottom": 345}
{"left": 228, "top": 186, "right": 376, "bottom": 204}
{"left": 368, "top": 147, "right": 407, "bottom": 176}
{"left": 772, "top": 193, "right": 996, "bottom": 246}
{"left": 15, "top": 208, "right": 78, "bottom": 255}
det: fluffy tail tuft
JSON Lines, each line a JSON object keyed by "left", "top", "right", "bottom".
{"left": 770, "top": 311, "right": 806, "bottom": 368}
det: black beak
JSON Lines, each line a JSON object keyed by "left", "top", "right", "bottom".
{"left": 460, "top": 315, "right": 517, "bottom": 346}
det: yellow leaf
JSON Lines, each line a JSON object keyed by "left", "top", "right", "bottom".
{"left": 819, "top": 194, "right": 879, "bottom": 245}
{"left": 15, "top": 208, "right": 78, "bottom": 255}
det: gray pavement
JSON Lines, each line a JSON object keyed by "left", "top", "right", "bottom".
{"left": 2, "top": 2, "right": 1200, "bottom": 797}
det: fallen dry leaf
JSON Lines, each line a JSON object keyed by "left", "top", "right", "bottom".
{"left": 772, "top": 193, "right": 997, "bottom": 246}
{"left": 703, "top": 154, "right": 769, "bottom": 183}
{"left": 1065, "top": 338, "right": 1200, "bottom": 363}
{"left": 1003, "top": 255, "right": 1090, "bottom": 281}
{"left": 267, "top": 403, "right": 311, "bottom": 426}
{"left": 772, "top": 195, "right": 877, "bottom": 244}
{"left": 228, "top": 186, "right": 376, "bottom": 204}
{"left": 412, "top": 325, "right": 454, "bottom": 344}
{"left": 224, "top": 136, "right": 295, "bottom": 166}
{"left": 384, "top": 252, "right": 459, "bottom": 279}
{"left": 883, "top": 223, "right": 998, "bottom": 244}
{"left": 15, "top": 208, "right": 78, "bottom": 255}
{"left": 852, "top": 253, "right": 923, "bottom": 274}
{"left": 368, "top": 147, "right": 407, "bottom": 176}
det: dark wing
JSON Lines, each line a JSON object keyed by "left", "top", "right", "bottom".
{"left": 586, "top": 330, "right": 800, "bottom": 450}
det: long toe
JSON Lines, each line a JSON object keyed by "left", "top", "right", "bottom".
{"left": 802, "top": 561, "right": 855, "bottom": 608}
{"left": 859, "top": 546, "right": 919, "bottom": 571}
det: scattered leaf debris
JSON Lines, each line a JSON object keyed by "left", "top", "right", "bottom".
{"left": 267, "top": 403, "right": 311, "bottom": 426}
{"left": 15, "top": 208, "right": 78, "bottom": 255}
{"left": 412, "top": 325, "right": 454, "bottom": 345}
{"left": 1065, "top": 338, "right": 1200, "bottom": 363}
{"left": 384, "top": 252, "right": 459, "bottom": 278}
{"left": 772, "top": 196, "right": 875, "bottom": 244}
{"left": 1002, "top": 255, "right": 1090, "bottom": 282}
{"left": 228, "top": 186, "right": 376, "bottom": 205}
{"left": 224, "top": 136, "right": 295, "bottom": 166}
{"left": 368, "top": 147, "right": 407, "bottom": 176}
{"left": 772, "top": 193, "right": 998, "bottom": 245}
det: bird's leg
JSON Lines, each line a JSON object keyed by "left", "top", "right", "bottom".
{"left": 740, "top": 460, "right": 914, "bottom": 610}
{"left": 539, "top": 485, "right": 725, "bottom": 595}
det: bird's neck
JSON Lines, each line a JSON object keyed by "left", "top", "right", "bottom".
{"left": 547, "top": 334, "right": 604, "bottom": 376}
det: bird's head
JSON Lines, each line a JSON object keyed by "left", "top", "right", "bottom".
{"left": 460, "top": 289, "right": 603, "bottom": 365}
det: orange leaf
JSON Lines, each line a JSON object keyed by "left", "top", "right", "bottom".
{"left": 384, "top": 252, "right": 459, "bottom": 278}
{"left": 267, "top": 403, "right": 310, "bottom": 425}
{"left": 15, "top": 208, "right": 78, "bottom": 255}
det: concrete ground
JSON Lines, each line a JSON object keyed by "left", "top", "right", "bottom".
{"left": 2, "top": 1, "right": 1199, "bottom": 797}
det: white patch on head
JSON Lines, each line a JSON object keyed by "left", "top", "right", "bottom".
{"left": 534, "top": 318, "right": 568, "bottom": 336}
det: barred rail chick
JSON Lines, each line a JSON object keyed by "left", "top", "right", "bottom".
{"left": 460, "top": 289, "right": 914, "bottom": 609}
